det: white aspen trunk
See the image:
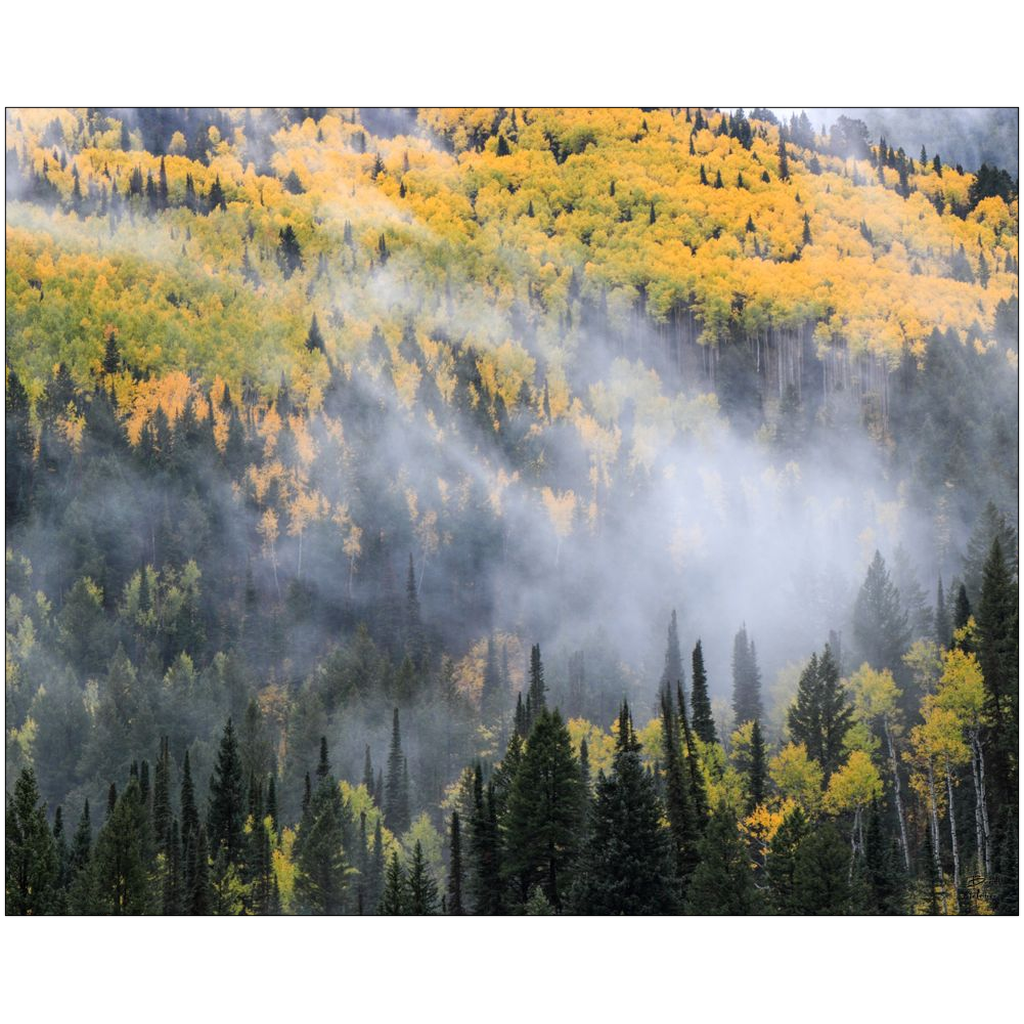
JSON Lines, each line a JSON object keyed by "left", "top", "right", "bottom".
{"left": 885, "top": 717, "right": 911, "bottom": 870}
{"left": 973, "top": 735, "right": 992, "bottom": 875}
{"left": 927, "top": 763, "right": 947, "bottom": 914}
{"left": 945, "top": 761, "right": 961, "bottom": 895}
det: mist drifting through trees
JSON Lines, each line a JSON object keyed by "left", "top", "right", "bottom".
{"left": 4, "top": 106, "right": 1019, "bottom": 916}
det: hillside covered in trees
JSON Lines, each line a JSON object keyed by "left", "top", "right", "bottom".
{"left": 5, "top": 107, "right": 1018, "bottom": 916}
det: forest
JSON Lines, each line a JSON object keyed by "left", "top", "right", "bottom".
{"left": 4, "top": 106, "right": 1018, "bottom": 916}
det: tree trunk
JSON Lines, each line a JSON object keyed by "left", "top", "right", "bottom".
{"left": 944, "top": 761, "right": 960, "bottom": 895}
{"left": 973, "top": 735, "right": 991, "bottom": 876}
{"left": 927, "top": 763, "right": 947, "bottom": 914}
{"left": 884, "top": 717, "right": 911, "bottom": 870}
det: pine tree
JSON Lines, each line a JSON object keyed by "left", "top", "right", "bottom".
{"left": 976, "top": 537, "right": 1018, "bottom": 820}
{"left": 467, "top": 766, "right": 502, "bottom": 914}
{"left": 787, "top": 644, "right": 852, "bottom": 781}
{"left": 659, "top": 610, "right": 684, "bottom": 691}
{"left": 447, "top": 810, "right": 465, "bottom": 915}
{"left": 362, "top": 745, "right": 375, "bottom": 794}
{"left": 207, "top": 719, "right": 245, "bottom": 866}
{"left": 379, "top": 852, "right": 407, "bottom": 914}
{"left": 384, "top": 707, "right": 410, "bottom": 835}
{"left": 502, "top": 708, "right": 582, "bottom": 908}
{"left": 179, "top": 750, "right": 199, "bottom": 847}
{"left": 690, "top": 639, "right": 717, "bottom": 744}
{"left": 571, "top": 700, "right": 679, "bottom": 913}
{"left": 294, "top": 756, "right": 349, "bottom": 915}
{"left": 746, "top": 719, "right": 767, "bottom": 812}
{"left": 731, "top": 626, "right": 763, "bottom": 726}
{"left": 777, "top": 136, "right": 790, "bottom": 180}
{"left": 659, "top": 688, "right": 699, "bottom": 889}
{"left": 853, "top": 551, "right": 911, "bottom": 674}
{"left": 686, "top": 800, "right": 760, "bottom": 914}
{"left": 305, "top": 314, "right": 325, "bottom": 355}
{"left": 187, "top": 824, "right": 212, "bottom": 915}
{"left": 5, "top": 767, "right": 59, "bottom": 914}
{"left": 407, "top": 840, "right": 440, "bottom": 914}
{"left": 92, "top": 778, "right": 155, "bottom": 914}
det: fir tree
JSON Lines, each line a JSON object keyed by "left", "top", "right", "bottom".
{"left": 384, "top": 708, "right": 410, "bottom": 835}
{"left": 690, "top": 639, "right": 717, "bottom": 744}
{"left": 659, "top": 610, "right": 684, "bottom": 691}
{"left": 448, "top": 810, "right": 465, "bottom": 915}
{"left": 731, "top": 626, "right": 763, "bottom": 726}
{"left": 571, "top": 700, "right": 679, "bottom": 913}
{"left": 686, "top": 801, "right": 760, "bottom": 914}
{"left": 5, "top": 767, "right": 59, "bottom": 915}
{"left": 379, "top": 852, "right": 407, "bottom": 915}
{"left": 207, "top": 718, "right": 245, "bottom": 866}
{"left": 407, "top": 840, "right": 440, "bottom": 914}
{"left": 746, "top": 719, "right": 767, "bottom": 812}
{"left": 502, "top": 708, "right": 582, "bottom": 908}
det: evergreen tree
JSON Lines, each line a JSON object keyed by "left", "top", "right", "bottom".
{"left": 379, "top": 852, "right": 408, "bottom": 915}
{"left": 187, "top": 824, "right": 212, "bottom": 915}
{"left": 294, "top": 758, "right": 349, "bottom": 915}
{"left": 502, "top": 708, "right": 582, "bottom": 908}
{"left": 690, "top": 639, "right": 717, "bottom": 744}
{"left": 92, "top": 778, "right": 155, "bottom": 914}
{"left": 5, "top": 767, "right": 59, "bottom": 914}
{"left": 787, "top": 644, "right": 852, "bottom": 780}
{"left": 207, "top": 718, "right": 245, "bottom": 866}
{"left": 305, "top": 313, "right": 325, "bottom": 355}
{"left": 853, "top": 551, "right": 911, "bottom": 675}
{"left": 407, "top": 840, "right": 440, "bottom": 914}
{"left": 746, "top": 719, "right": 767, "bottom": 812}
{"left": 659, "top": 688, "right": 699, "bottom": 889}
{"left": 384, "top": 707, "right": 410, "bottom": 835}
{"left": 686, "top": 801, "right": 760, "bottom": 914}
{"left": 447, "top": 810, "right": 465, "bottom": 915}
{"left": 179, "top": 750, "right": 200, "bottom": 847}
{"left": 571, "top": 700, "right": 678, "bottom": 913}
{"left": 731, "top": 626, "right": 763, "bottom": 726}
{"left": 659, "top": 610, "right": 684, "bottom": 691}
{"left": 467, "top": 766, "right": 502, "bottom": 914}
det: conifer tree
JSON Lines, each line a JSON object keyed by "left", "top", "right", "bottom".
{"left": 503, "top": 708, "right": 582, "bottom": 908}
{"left": 407, "top": 840, "right": 440, "bottom": 914}
{"left": 747, "top": 719, "right": 767, "bottom": 811}
{"left": 570, "top": 700, "right": 678, "bottom": 913}
{"left": 731, "top": 626, "right": 763, "bottom": 726}
{"left": 5, "top": 767, "right": 59, "bottom": 915}
{"left": 659, "top": 688, "right": 699, "bottom": 889}
{"left": 690, "top": 639, "right": 717, "bottom": 744}
{"left": 853, "top": 551, "right": 911, "bottom": 675}
{"left": 294, "top": 757, "right": 349, "bottom": 915}
{"left": 207, "top": 719, "right": 245, "bottom": 866}
{"left": 787, "top": 644, "right": 852, "bottom": 781}
{"left": 448, "top": 810, "right": 465, "bottom": 915}
{"left": 659, "top": 610, "right": 684, "bottom": 692}
{"left": 379, "top": 852, "right": 407, "bottom": 915}
{"left": 92, "top": 778, "right": 155, "bottom": 915}
{"left": 384, "top": 708, "right": 410, "bottom": 835}
{"left": 686, "top": 800, "right": 760, "bottom": 914}
{"left": 467, "top": 766, "right": 502, "bottom": 914}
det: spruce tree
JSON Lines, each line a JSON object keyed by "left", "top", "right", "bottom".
{"left": 207, "top": 718, "right": 245, "bottom": 865}
{"left": 92, "top": 778, "right": 155, "bottom": 914}
{"left": 747, "top": 719, "right": 767, "bottom": 812}
{"left": 686, "top": 800, "right": 760, "bottom": 914}
{"left": 502, "top": 708, "right": 582, "bottom": 908}
{"left": 659, "top": 688, "right": 699, "bottom": 889}
{"left": 570, "top": 700, "right": 678, "bottom": 913}
{"left": 294, "top": 760, "right": 349, "bottom": 915}
{"left": 934, "top": 576, "right": 951, "bottom": 648}
{"left": 5, "top": 767, "right": 59, "bottom": 915}
{"left": 467, "top": 766, "right": 502, "bottom": 914}
{"left": 659, "top": 610, "right": 684, "bottom": 692}
{"left": 853, "top": 551, "right": 911, "bottom": 675}
{"left": 731, "top": 626, "right": 763, "bottom": 726}
{"left": 379, "top": 852, "right": 407, "bottom": 915}
{"left": 448, "top": 810, "right": 465, "bottom": 915}
{"left": 407, "top": 840, "right": 440, "bottom": 914}
{"left": 384, "top": 707, "right": 410, "bottom": 835}
{"left": 787, "top": 644, "right": 852, "bottom": 781}
{"left": 690, "top": 639, "right": 717, "bottom": 744}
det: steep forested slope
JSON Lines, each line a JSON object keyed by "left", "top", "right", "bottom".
{"left": 5, "top": 107, "right": 1018, "bottom": 916}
